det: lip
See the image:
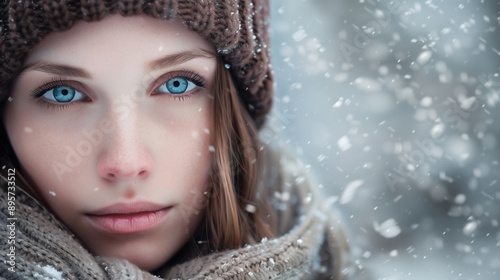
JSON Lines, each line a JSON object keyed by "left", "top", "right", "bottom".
{"left": 86, "top": 202, "right": 171, "bottom": 235}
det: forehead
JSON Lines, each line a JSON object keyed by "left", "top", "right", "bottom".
{"left": 24, "top": 15, "right": 214, "bottom": 67}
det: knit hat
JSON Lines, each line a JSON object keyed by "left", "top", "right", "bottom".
{"left": 0, "top": 0, "right": 273, "bottom": 127}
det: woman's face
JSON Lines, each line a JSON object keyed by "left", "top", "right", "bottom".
{"left": 4, "top": 15, "right": 215, "bottom": 271}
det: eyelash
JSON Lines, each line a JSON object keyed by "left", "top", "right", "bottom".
{"left": 29, "top": 70, "right": 207, "bottom": 110}
{"left": 153, "top": 70, "right": 207, "bottom": 100}
{"left": 29, "top": 78, "right": 87, "bottom": 111}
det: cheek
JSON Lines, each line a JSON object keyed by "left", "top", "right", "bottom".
{"left": 4, "top": 106, "right": 91, "bottom": 201}
{"left": 175, "top": 183, "right": 209, "bottom": 231}
{"left": 156, "top": 95, "right": 213, "bottom": 166}
{"left": 159, "top": 97, "right": 213, "bottom": 223}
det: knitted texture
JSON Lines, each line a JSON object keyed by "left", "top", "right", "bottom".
{"left": 0, "top": 186, "right": 337, "bottom": 280}
{"left": 164, "top": 209, "right": 325, "bottom": 279}
{"left": 0, "top": 185, "right": 116, "bottom": 279}
{"left": 0, "top": 0, "right": 273, "bottom": 126}
{"left": 0, "top": 144, "right": 351, "bottom": 279}
{"left": 0, "top": 184, "right": 159, "bottom": 279}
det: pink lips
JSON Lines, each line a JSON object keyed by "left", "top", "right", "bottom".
{"left": 86, "top": 202, "right": 170, "bottom": 234}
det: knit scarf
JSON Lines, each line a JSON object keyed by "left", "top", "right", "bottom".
{"left": 0, "top": 147, "right": 351, "bottom": 279}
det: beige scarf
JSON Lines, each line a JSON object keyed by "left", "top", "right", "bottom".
{"left": 0, "top": 146, "right": 351, "bottom": 279}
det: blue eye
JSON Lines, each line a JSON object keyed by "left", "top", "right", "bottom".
{"left": 157, "top": 77, "right": 198, "bottom": 94}
{"left": 42, "top": 86, "right": 85, "bottom": 103}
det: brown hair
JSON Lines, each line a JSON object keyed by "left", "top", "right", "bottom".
{"left": 0, "top": 57, "right": 276, "bottom": 260}
{"left": 204, "top": 58, "right": 275, "bottom": 249}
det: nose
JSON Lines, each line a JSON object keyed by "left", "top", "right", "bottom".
{"left": 97, "top": 114, "right": 154, "bottom": 182}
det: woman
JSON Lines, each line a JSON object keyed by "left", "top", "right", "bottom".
{"left": 0, "top": 1, "right": 351, "bottom": 279}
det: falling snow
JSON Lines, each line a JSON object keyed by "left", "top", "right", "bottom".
{"left": 292, "top": 29, "right": 307, "bottom": 42}
{"left": 340, "top": 180, "right": 363, "bottom": 205}
{"left": 271, "top": 0, "right": 499, "bottom": 279}
{"left": 336, "top": 136, "right": 352, "bottom": 151}
{"left": 373, "top": 218, "right": 402, "bottom": 239}
{"left": 245, "top": 204, "right": 257, "bottom": 213}
{"left": 463, "top": 220, "right": 478, "bottom": 236}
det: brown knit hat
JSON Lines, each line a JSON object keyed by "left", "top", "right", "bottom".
{"left": 0, "top": 0, "right": 273, "bottom": 127}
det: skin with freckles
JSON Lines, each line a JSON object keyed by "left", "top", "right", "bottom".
{"left": 3, "top": 15, "right": 215, "bottom": 271}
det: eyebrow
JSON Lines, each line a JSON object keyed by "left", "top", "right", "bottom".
{"left": 148, "top": 49, "right": 216, "bottom": 71}
{"left": 20, "top": 49, "right": 216, "bottom": 78}
{"left": 21, "top": 62, "right": 92, "bottom": 78}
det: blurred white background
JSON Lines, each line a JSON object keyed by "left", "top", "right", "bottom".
{"left": 265, "top": 0, "right": 500, "bottom": 279}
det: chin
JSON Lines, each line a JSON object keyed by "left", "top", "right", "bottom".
{"left": 126, "top": 255, "right": 165, "bottom": 272}
{"left": 90, "top": 237, "right": 176, "bottom": 272}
